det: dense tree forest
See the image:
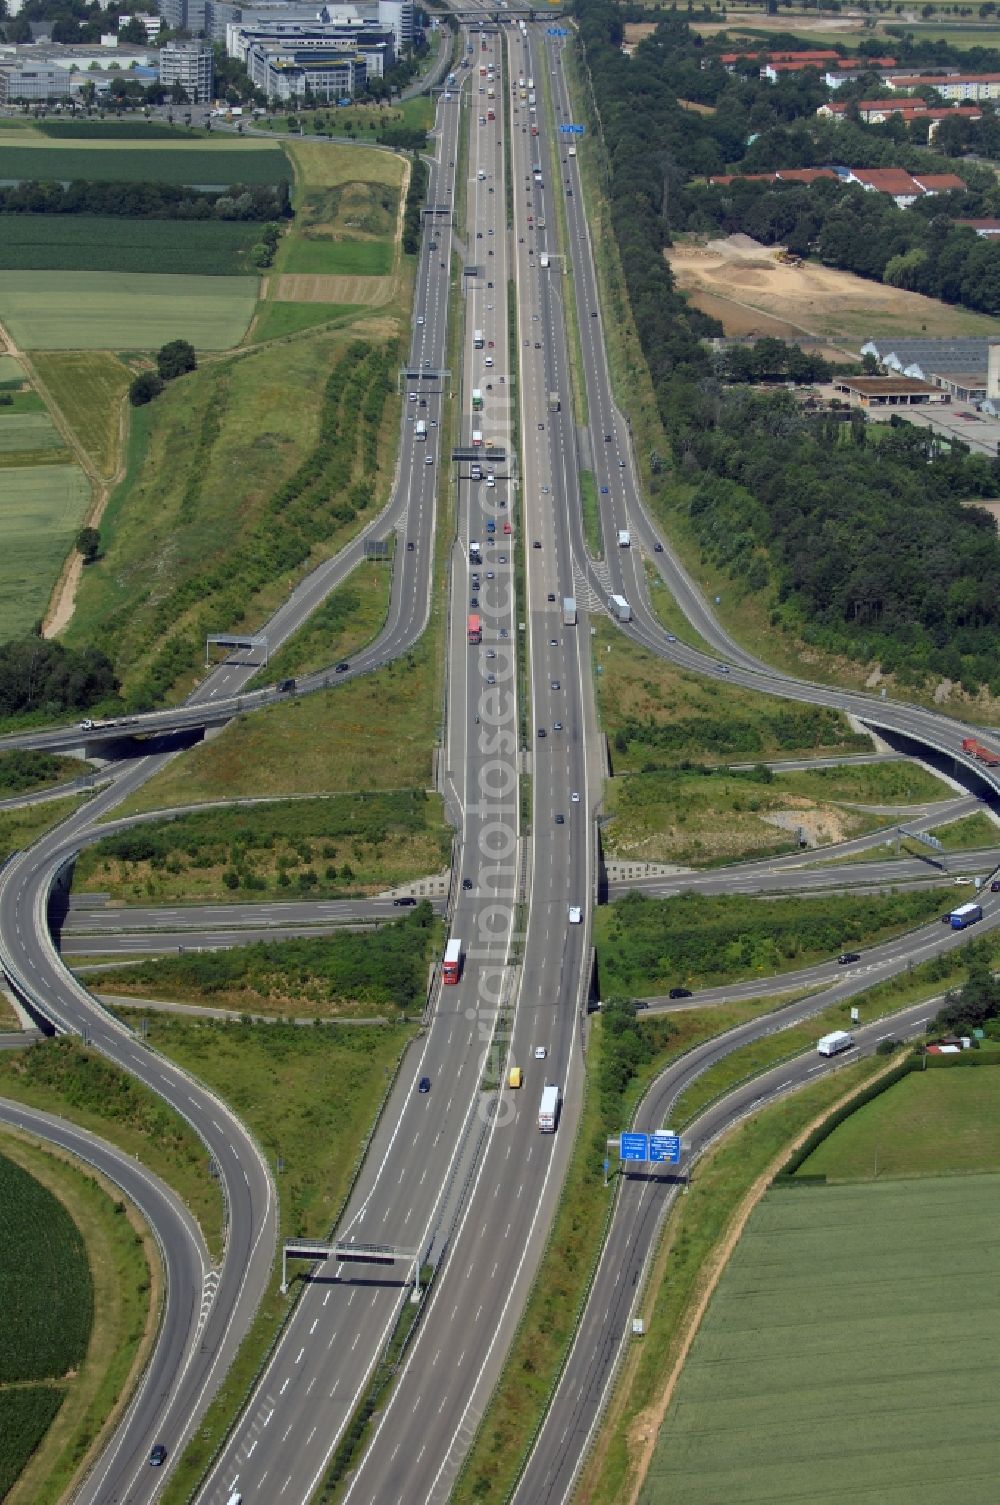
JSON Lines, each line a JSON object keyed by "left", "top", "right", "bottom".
{"left": 0, "top": 638, "right": 117, "bottom": 717}
{"left": 574, "top": 0, "right": 1000, "bottom": 692}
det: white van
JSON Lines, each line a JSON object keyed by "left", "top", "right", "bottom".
{"left": 226, "top": 1492, "right": 243, "bottom": 1505}
{"left": 568, "top": 906, "right": 582, "bottom": 925}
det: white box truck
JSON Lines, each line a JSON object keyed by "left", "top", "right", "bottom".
{"left": 617, "top": 529, "right": 631, "bottom": 548}
{"left": 473, "top": 329, "right": 484, "bottom": 349}
{"left": 562, "top": 596, "right": 577, "bottom": 626}
{"left": 538, "top": 1082, "right": 560, "bottom": 1133}
{"left": 817, "top": 1030, "right": 855, "bottom": 1058}
{"left": 472, "top": 429, "right": 484, "bottom": 447}
{"left": 609, "top": 593, "right": 632, "bottom": 623}
{"left": 540, "top": 252, "right": 550, "bottom": 269}
{"left": 415, "top": 419, "right": 427, "bottom": 440}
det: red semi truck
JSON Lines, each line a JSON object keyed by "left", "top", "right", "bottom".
{"left": 962, "top": 737, "right": 1000, "bottom": 767}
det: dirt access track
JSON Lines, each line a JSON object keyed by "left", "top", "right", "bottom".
{"left": 668, "top": 234, "right": 998, "bottom": 355}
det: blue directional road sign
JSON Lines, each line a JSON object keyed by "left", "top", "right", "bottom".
{"left": 650, "top": 1132, "right": 682, "bottom": 1165}
{"left": 559, "top": 123, "right": 573, "bottom": 133}
{"left": 620, "top": 1132, "right": 649, "bottom": 1162}
{"left": 568, "top": 124, "right": 585, "bottom": 135}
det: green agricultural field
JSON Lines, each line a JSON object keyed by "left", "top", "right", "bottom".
{"left": 0, "top": 1149, "right": 93, "bottom": 1384}
{"left": 0, "top": 464, "right": 89, "bottom": 637}
{"left": 31, "top": 353, "right": 131, "bottom": 478}
{"left": 0, "top": 355, "right": 24, "bottom": 385}
{"left": 0, "top": 1388, "right": 66, "bottom": 1500}
{"left": 0, "top": 411, "right": 66, "bottom": 455}
{"left": 0, "top": 143, "right": 291, "bottom": 185}
{"left": 642, "top": 1173, "right": 1000, "bottom": 1505}
{"left": 250, "top": 300, "right": 362, "bottom": 342}
{"left": 283, "top": 236, "right": 394, "bottom": 276}
{"left": 0, "top": 216, "right": 266, "bottom": 277}
{"left": 595, "top": 886, "right": 954, "bottom": 996}
{"left": 799, "top": 1066, "right": 1000, "bottom": 1180}
{"left": 0, "top": 271, "right": 258, "bottom": 351}
{"left": 36, "top": 120, "right": 211, "bottom": 140}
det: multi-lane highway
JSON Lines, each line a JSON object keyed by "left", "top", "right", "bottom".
{"left": 4, "top": 15, "right": 1000, "bottom": 1505}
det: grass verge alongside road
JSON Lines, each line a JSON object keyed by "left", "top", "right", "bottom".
{"left": 0, "top": 1130, "right": 156, "bottom": 1505}
{"left": 0, "top": 794, "right": 86, "bottom": 866}
{"left": 246, "top": 558, "right": 392, "bottom": 688}
{"left": 153, "top": 1012, "right": 415, "bottom": 1505}
{"left": 0, "top": 1039, "right": 223, "bottom": 1259}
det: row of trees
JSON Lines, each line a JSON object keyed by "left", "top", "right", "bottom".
{"left": 129, "top": 339, "right": 197, "bottom": 408}
{"left": 0, "top": 178, "right": 291, "bottom": 222}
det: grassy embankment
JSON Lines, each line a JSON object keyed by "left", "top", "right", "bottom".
{"left": 603, "top": 757, "right": 952, "bottom": 868}
{"left": 84, "top": 903, "right": 441, "bottom": 1021}
{"left": 64, "top": 327, "right": 400, "bottom": 709}
{"left": 638, "top": 1065, "right": 1000, "bottom": 1505}
{"left": 0, "top": 1132, "right": 155, "bottom": 1505}
{"left": 245, "top": 557, "right": 392, "bottom": 687}
{"left": 0, "top": 794, "right": 87, "bottom": 866}
{"left": 150, "top": 1010, "right": 416, "bottom": 1504}
{"left": 74, "top": 792, "right": 450, "bottom": 905}
{"left": 595, "top": 886, "right": 954, "bottom": 999}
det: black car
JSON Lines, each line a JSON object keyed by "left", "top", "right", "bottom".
{"left": 336, "top": 661, "right": 350, "bottom": 673}
{"left": 533, "top": 540, "right": 541, "bottom": 549}
{"left": 393, "top": 897, "right": 417, "bottom": 907}
{"left": 462, "top": 878, "right": 473, "bottom": 890}
{"left": 278, "top": 677, "right": 296, "bottom": 692}
{"left": 668, "top": 987, "right": 692, "bottom": 1000}
{"left": 418, "top": 1076, "right": 431, "bottom": 1094}
{"left": 838, "top": 952, "right": 861, "bottom": 965}
{"left": 537, "top": 727, "right": 546, "bottom": 738}
{"left": 654, "top": 542, "right": 664, "bottom": 553}
{"left": 470, "top": 596, "right": 479, "bottom": 607}
{"left": 407, "top": 541, "right": 415, "bottom": 551}
{"left": 149, "top": 1445, "right": 168, "bottom": 1467}
{"left": 547, "top": 592, "right": 556, "bottom": 602}
{"left": 992, "top": 880, "right": 1000, "bottom": 892}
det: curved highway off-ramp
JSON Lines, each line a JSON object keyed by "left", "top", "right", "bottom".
{"left": 0, "top": 801, "right": 278, "bottom": 1505}
{"left": 0, "top": 1098, "right": 208, "bottom": 1503}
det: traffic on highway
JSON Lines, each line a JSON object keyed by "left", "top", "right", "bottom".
{"left": 4, "top": 9, "right": 1000, "bottom": 1505}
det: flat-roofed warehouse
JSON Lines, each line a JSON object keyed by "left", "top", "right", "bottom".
{"left": 834, "top": 374, "right": 950, "bottom": 406}
{"left": 860, "top": 336, "right": 990, "bottom": 401}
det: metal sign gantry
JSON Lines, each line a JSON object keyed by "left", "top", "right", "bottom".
{"left": 281, "top": 1237, "right": 420, "bottom": 1293}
